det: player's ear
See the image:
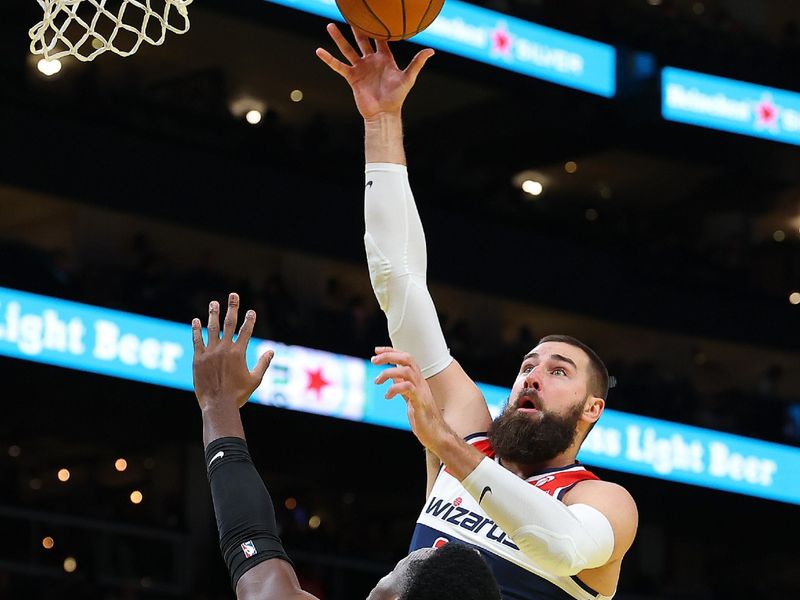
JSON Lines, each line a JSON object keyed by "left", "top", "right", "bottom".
{"left": 584, "top": 396, "right": 604, "bottom": 424}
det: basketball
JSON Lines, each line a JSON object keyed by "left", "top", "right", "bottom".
{"left": 334, "top": 0, "right": 445, "bottom": 41}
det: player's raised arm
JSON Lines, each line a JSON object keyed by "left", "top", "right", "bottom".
{"left": 316, "top": 25, "right": 492, "bottom": 444}
{"left": 192, "top": 294, "right": 318, "bottom": 600}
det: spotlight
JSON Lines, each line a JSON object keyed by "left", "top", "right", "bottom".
{"left": 522, "top": 180, "right": 543, "bottom": 196}
{"left": 790, "top": 292, "right": 800, "bottom": 305}
{"left": 308, "top": 515, "right": 321, "bottom": 529}
{"left": 8, "top": 445, "right": 21, "bottom": 458}
{"left": 37, "top": 58, "right": 62, "bottom": 76}
{"left": 773, "top": 230, "right": 786, "bottom": 242}
{"left": 42, "top": 536, "right": 55, "bottom": 550}
{"left": 285, "top": 497, "right": 297, "bottom": 510}
{"left": 57, "top": 469, "right": 70, "bottom": 482}
{"left": 290, "top": 89, "right": 304, "bottom": 102}
{"left": 115, "top": 458, "right": 128, "bottom": 472}
{"left": 564, "top": 161, "right": 578, "bottom": 174}
{"left": 130, "top": 490, "right": 143, "bottom": 504}
{"left": 63, "top": 557, "right": 77, "bottom": 573}
{"left": 245, "top": 110, "right": 262, "bottom": 125}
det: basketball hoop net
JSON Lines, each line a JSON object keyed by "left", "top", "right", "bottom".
{"left": 29, "top": 0, "right": 193, "bottom": 62}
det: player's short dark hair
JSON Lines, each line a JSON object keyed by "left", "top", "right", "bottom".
{"left": 538, "top": 334, "right": 609, "bottom": 400}
{"left": 400, "top": 543, "right": 501, "bottom": 600}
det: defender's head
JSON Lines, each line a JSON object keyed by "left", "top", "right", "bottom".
{"left": 367, "top": 544, "right": 501, "bottom": 600}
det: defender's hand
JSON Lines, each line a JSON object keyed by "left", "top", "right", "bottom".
{"left": 315, "top": 23, "right": 434, "bottom": 120}
{"left": 192, "top": 293, "right": 273, "bottom": 410}
{"left": 372, "top": 347, "right": 453, "bottom": 451}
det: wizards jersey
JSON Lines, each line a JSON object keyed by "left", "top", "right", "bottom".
{"left": 409, "top": 433, "right": 611, "bottom": 600}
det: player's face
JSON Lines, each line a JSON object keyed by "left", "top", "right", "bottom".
{"left": 509, "top": 341, "right": 592, "bottom": 418}
{"left": 487, "top": 342, "right": 594, "bottom": 465}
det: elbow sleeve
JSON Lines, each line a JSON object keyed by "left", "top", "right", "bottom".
{"left": 364, "top": 163, "right": 452, "bottom": 378}
{"left": 461, "top": 458, "right": 614, "bottom": 576}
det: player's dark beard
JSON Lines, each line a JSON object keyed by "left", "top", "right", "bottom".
{"left": 488, "top": 399, "right": 585, "bottom": 465}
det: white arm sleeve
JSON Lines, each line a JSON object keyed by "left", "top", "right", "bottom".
{"left": 364, "top": 163, "right": 453, "bottom": 378}
{"left": 461, "top": 458, "right": 615, "bottom": 576}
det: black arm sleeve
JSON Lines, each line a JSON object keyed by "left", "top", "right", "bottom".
{"left": 205, "top": 436, "right": 293, "bottom": 590}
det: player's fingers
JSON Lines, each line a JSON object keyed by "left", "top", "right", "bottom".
{"left": 191, "top": 318, "right": 205, "bottom": 354}
{"left": 375, "top": 39, "right": 400, "bottom": 68}
{"left": 207, "top": 300, "right": 220, "bottom": 347}
{"left": 316, "top": 47, "right": 351, "bottom": 77}
{"left": 222, "top": 292, "right": 239, "bottom": 342}
{"left": 371, "top": 350, "right": 416, "bottom": 370}
{"left": 352, "top": 27, "right": 375, "bottom": 56}
{"left": 236, "top": 309, "right": 256, "bottom": 349}
{"left": 374, "top": 365, "right": 413, "bottom": 385}
{"left": 386, "top": 380, "right": 414, "bottom": 400}
{"left": 374, "top": 346, "right": 397, "bottom": 353}
{"left": 404, "top": 48, "right": 435, "bottom": 85}
{"left": 251, "top": 349, "right": 275, "bottom": 383}
{"left": 327, "top": 22, "right": 362, "bottom": 65}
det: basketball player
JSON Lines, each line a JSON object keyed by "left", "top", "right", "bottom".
{"left": 192, "top": 293, "right": 501, "bottom": 599}
{"left": 317, "top": 24, "right": 638, "bottom": 599}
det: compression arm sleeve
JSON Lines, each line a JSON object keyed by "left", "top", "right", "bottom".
{"left": 364, "top": 163, "right": 452, "bottom": 378}
{"left": 461, "top": 458, "right": 615, "bottom": 576}
{"left": 206, "top": 437, "right": 293, "bottom": 590}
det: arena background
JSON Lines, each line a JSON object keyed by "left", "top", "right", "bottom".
{"left": 2, "top": 0, "right": 799, "bottom": 598}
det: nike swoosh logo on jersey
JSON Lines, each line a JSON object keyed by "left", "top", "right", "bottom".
{"left": 479, "top": 486, "right": 492, "bottom": 504}
{"left": 365, "top": 180, "right": 373, "bottom": 189}
{"left": 209, "top": 451, "right": 224, "bottom": 466}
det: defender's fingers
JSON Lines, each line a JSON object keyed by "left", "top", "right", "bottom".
{"left": 404, "top": 48, "right": 435, "bottom": 85}
{"left": 352, "top": 27, "right": 375, "bottom": 56}
{"left": 316, "top": 47, "right": 350, "bottom": 77}
{"left": 236, "top": 309, "right": 257, "bottom": 348}
{"left": 222, "top": 292, "right": 239, "bottom": 342}
{"left": 207, "top": 300, "right": 221, "bottom": 346}
{"left": 191, "top": 318, "right": 205, "bottom": 354}
{"left": 251, "top": 349, "right": 275, "bottom": 383}
{"left": 327, "top": 22, "right": 361, "bottom": 65}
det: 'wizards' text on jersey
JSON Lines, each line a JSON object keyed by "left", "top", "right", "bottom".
{"left": 409, "top": 433, "right": 611, "bottom": 600}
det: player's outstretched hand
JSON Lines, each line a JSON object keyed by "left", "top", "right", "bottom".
{"left": 372, "top": 347, "right": 453, "bottom": 450}
{"left": 192, "top": 292, "right": 273, "bottom": 411}
{"left": 315, "top": 23, "right": 434, "bottom": 119}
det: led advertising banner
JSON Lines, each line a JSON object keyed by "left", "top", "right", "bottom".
{"left": 265, "top": 0, "right": 616, "bottom": 97}
{"left": 662, "top": 67, "right": 800, "bottom": 146}
{"left": 1, "top": 286, "right": 798, "bottom": 504}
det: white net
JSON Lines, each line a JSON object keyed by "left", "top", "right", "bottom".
{"left": 29, "top": 0, "right": 193, "bottom": 62}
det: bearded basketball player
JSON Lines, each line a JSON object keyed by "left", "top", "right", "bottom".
{"left": 317, "top": 24, "right": 638, "bottom": 600}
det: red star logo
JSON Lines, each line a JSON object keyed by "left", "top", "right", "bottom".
{"left": 755, "top": 95, "right": 779, "bottom": 128}
{"left": 491, "top": 25, "right": 512, "bottom": 56}
{"left": 305, "top": 367, "right": 330, "bottom": 401}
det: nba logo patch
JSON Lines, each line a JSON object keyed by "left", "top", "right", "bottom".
{"left": 241, "top": 540, "right": 257, "bottom": 558}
